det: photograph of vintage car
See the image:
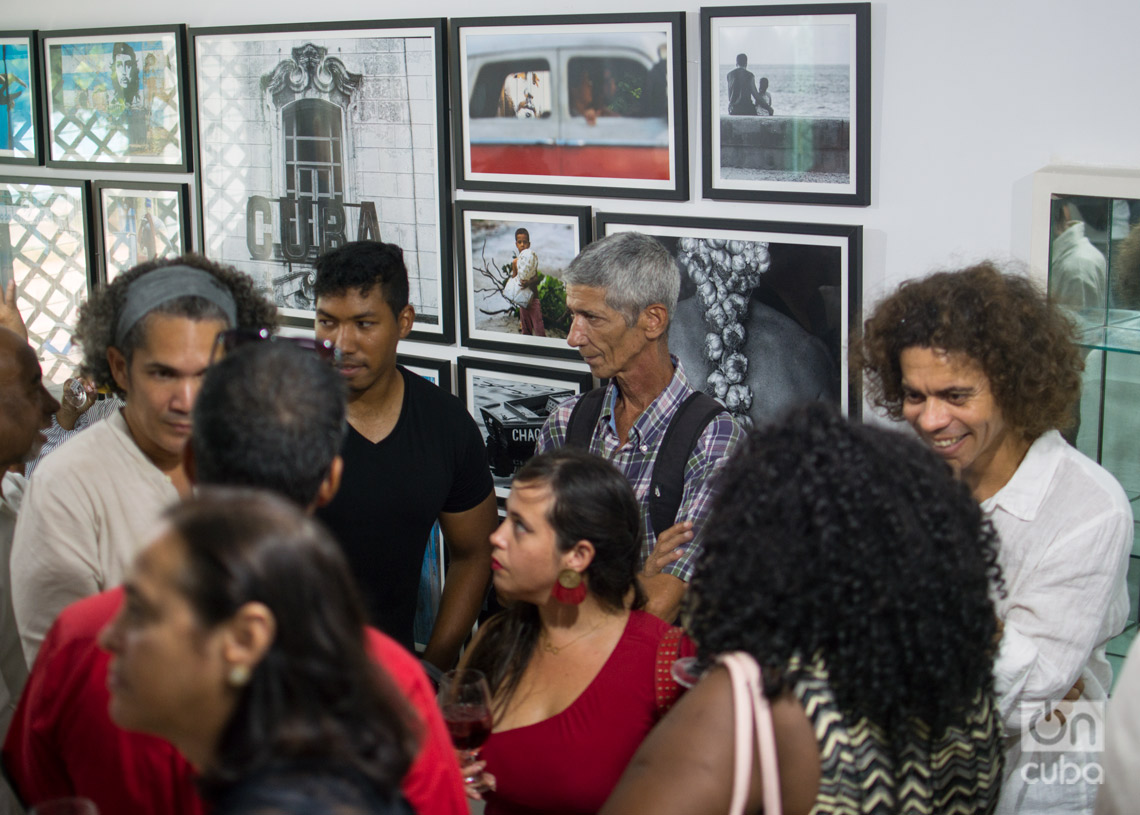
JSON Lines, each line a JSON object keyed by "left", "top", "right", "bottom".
{"left": 457, "top": 357, "right": 593, "bottom": 498}
{"left": 451, "top": 13, "right": 687, "bottom": 199}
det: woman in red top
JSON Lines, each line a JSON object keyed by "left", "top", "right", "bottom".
{"left": 461, "top": 449, "right": 689, "bottom": 815}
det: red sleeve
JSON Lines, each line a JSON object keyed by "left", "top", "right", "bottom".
{"left": 3, "top": 590, "right": 204, "bottom": 815}
{"left": 3, "top": 610, "right": 75, "bottom": 804}
{"left": 364, "top": 628, "right": 467, "bottom": 815}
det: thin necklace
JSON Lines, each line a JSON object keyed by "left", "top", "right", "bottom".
{"left": 541, "top": 615, "right": 613, "bottom": 656}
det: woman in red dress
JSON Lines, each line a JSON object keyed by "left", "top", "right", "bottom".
{"left": 460, "top": 448, "right": 689, "bottom": 815}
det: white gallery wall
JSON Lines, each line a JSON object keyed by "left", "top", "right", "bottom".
{"left": 10, "top": 0, "right": 1139, "bottom": 353}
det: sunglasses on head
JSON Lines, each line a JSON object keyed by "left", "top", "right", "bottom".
{"left": 210, "top": 328, "right": 341, "bottom": 366}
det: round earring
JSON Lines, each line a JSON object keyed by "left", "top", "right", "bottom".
{"left": 228, "top": 664, "right": 251, "bottom": 687}
{"left": 551, "top": 569, "right": 587, "bottom": 605}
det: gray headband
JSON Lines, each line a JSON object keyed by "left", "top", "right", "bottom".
{"left": 114, "top": 265, "right": 238, "bottom": 346}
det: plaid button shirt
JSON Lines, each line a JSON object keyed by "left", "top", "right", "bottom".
{"left": 535, "top": 358, "right": 744, "bottom": 581}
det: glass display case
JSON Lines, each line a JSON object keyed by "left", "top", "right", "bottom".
{"left": 1032, "top": 166, "right": 1140, "bottom": 682}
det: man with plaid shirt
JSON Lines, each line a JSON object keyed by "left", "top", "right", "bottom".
{"left": 535, "top": 232, "right": 744, "bottom": 622}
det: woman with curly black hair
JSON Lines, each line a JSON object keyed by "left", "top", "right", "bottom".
{"left": 602, "top": 402, "right": 1003, "bottom": 815}
{"left": 852, "top": 262, "right": 1130, "bottom": 815}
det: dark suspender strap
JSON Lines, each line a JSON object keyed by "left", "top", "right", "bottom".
{"left": 649, "top": 392, "right": 727, "bottom": 537}
{"left": 564, "top": 386, "right": 607, "bottom": 449}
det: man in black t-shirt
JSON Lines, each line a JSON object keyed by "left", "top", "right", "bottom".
{"left": 313, "top": 242, "right": 497, "bottom": 669}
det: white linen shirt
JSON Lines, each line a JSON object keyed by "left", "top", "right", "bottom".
{"left": 11, "top": 409, "right": 179, "bottom": 665}
{"left": 986, "top": 430, "right": 1132, "bottom": 815}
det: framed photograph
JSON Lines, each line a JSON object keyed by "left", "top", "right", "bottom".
{"left": 191, "top": 20, "right": 453, "bottom": 341}
{"left": 701, "top": 3, "right": 870, "bottom": 206}
{"left": 450, "top": 13, "right": 688, "bottom": 201}
{"left": 457, "top": 356, "right": 593, "bottom": 498}
{"left": 0, "top": 32, "right": 43, "bottom": 165}
{"left": 40, "top": 25, "right": 189, "bottom": 171}
{"left": 456, "top": 200, "right": 591, "bottom": 359}
{"left": 596, "top": 212, "right": 862, "bottom": 426}
{"left": 398, "top": 352, "right": 453, "bottom": 394}
{"left": 0, "top": 176, "right": 93, "bottom": 388}
{"left": 92, "top": 180, "right": 190, "bottom": 283}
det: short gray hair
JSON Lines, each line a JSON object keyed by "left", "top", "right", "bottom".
{"left": 563, "top": 232, "right": 680, "bottom": 325}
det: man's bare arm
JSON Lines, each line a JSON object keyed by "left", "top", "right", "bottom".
{"left": 422, "top": 492, "right": 498, "bottom": 670}
{"left": 639, "top": 572, "right": 687, "bottom": 624}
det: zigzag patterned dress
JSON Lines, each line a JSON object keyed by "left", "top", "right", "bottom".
{"left": 789, "top": 655, "right": 1003, "bottom": 815}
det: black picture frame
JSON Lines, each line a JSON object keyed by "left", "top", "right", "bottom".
{"left": 456, "top": 200, "right": 591, "bottom": 360}
{"left": 0, "top": 31, "right": 44, "bottom": 166}
{"left": 40, "top": 24, "right": 191, "bottom": 172}
{"left": 190, "top": 19, "right": 453, "bottom": 341}
{"left": 457, "top": 356, "right": 594, "bottom": 498}
{"left": 398, "top": 352, "right": 454, "bottom": 395}
{"left": 0, "top": 175, "right": 94, "bottom": 387}
{"left": 92, "top": 179, "right": 190, "bottom": 284}
{"left": 700, "top": 3, "right": 871, "bottom": 206}
{"left": 596, "top": 211, "right": 862, "bottom": 425}
{"left": 450, "top": 12, "right": 688, "bottom": 201}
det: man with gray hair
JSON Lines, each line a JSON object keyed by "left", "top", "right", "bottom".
{"left": 10, "top": 255, "right": 276, "bottom": 663}
{"left": 535, "top": 232, "right": 744, "bottom": 622}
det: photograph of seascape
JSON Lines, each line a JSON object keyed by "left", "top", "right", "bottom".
{"left": 712, "top": 17, "right": 854, "bottom": 188}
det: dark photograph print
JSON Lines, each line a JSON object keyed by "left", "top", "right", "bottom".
{"left": 701, "top": 4, "right": 870, "bottom": 205}
{"left": 94, "top": 181, "right": 189, "bottom": 282}
{"left": 41, "top": 26, "right": 188, "bottom": 170}
{"left": 458, "top": 357, "right": 593, "bottom": 498}
{"left": 457, "top": 201, "right": 590, "bottom": 359}
{"left": 0, "top": 33, "right": 41, "bottom": 165}
{"left": 597, "top": 212, "right": 862, "bottom": 428}
{"left": 452, "top": 13, "right": 687, "bottom": 200}
{"left": 192, "top": 20, "right": 452, "bottom": 340}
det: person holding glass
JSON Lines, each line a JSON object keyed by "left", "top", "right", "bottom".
{"left": 601, "top": 402, "right": 1004, "bottom": 815}
{"left": 459, "top": 448, "right": 691, "bottom": 814}
{"left": 99, "top": 489, "right": 416, "bottom": 815}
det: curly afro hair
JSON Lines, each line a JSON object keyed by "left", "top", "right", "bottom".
{"left": 74, "top": 254, "right": 277, "bottom": 395}
{"left": 851, "top": 261, "right": 1082, "bottom": 440}
{"left": 688, "top": 401, "right": 1002, "bottom": 738}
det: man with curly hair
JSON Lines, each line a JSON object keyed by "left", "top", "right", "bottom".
{"left": 854, "top": 261, "right": 1132, "bottom": 815}
{"left": 10, "top": 255, "right": 276, "bottom": 664}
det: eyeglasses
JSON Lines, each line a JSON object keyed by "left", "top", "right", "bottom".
{"left": 210, "top": 328, "right": 341, "bottom": 366}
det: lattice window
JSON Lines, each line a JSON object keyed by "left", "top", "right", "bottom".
{"left": 0, "top": 182, "right": 89, "bottom": 385}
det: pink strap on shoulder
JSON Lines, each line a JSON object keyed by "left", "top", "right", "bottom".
{"left": 718, "top": 652, "right": 782, "bottom": 815}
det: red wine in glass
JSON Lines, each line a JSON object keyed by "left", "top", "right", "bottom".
{"left": 438, "top": 668, "right": 494, "bottom": 792}
{"left": 442, "top": 703, "right": 493, "bottom": 750}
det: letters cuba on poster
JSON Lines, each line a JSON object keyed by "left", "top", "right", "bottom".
{"left": 195, "top": 29, "right": 443, "bottom": 325}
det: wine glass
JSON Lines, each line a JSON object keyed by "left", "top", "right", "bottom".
{"left": 29, "top": 798, "right": 99, "bottom": 815}
{"left": 438, "top": 668, "right": 493, "bottom": 791}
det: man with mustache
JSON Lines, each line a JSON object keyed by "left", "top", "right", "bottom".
{"left": 313, "top": 241, "right": 496, "bottom": 670}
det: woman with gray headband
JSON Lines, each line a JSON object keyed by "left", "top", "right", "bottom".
{"left": 10, "top": 254, "right": 276, "bottom": 665}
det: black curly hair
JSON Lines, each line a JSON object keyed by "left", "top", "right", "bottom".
{"left": 74, "top": 254, "right": 277, "bottom": 395}
{"left": 688, "top": 401, "right": 1002, "bottom": 739}
{"left": 851, "top": 261, "right": 1082, "bottom": 439}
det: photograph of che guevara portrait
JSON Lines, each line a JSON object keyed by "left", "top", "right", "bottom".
{"left": 41, "top": 25, "right": 189, "bottom": 171}
{"left": 191, "top": 19, "right": 452, "bottom": 340}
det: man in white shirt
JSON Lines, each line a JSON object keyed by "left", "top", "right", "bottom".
{"left": 855, "top": 261, "right": 1132, "bottom": 815}
{"left": 10, "top": 256, "right": 276, "bottom": 664}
